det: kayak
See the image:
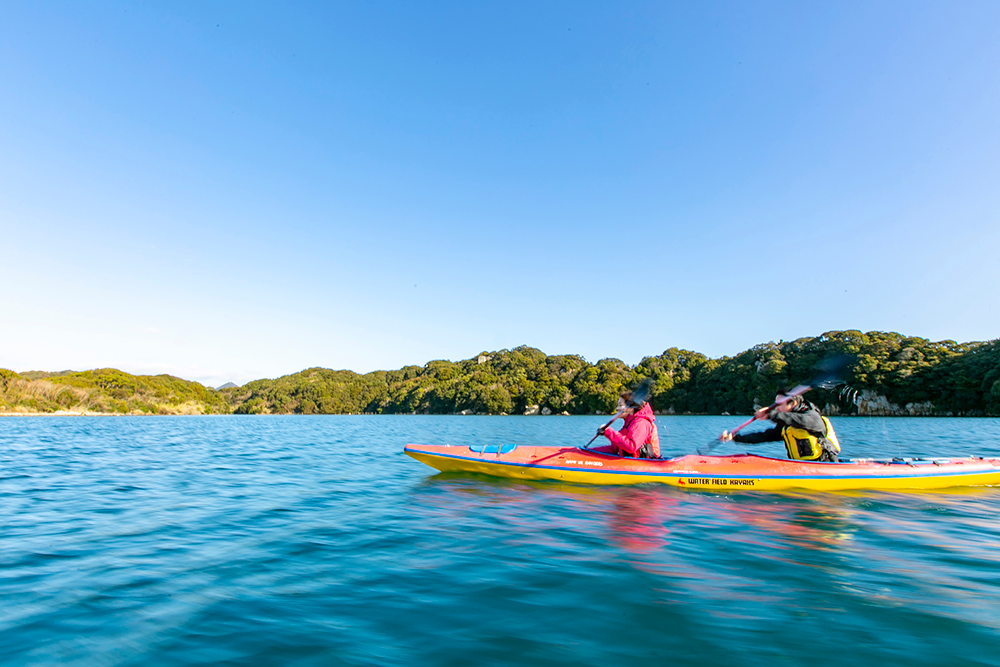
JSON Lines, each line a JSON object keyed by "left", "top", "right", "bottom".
{"left": 404, "top": 443, "right": 1000, "bottom": 491}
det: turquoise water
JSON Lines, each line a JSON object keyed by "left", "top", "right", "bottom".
{"left": 3, "top": 415, "right": 1000, "bottom": 666}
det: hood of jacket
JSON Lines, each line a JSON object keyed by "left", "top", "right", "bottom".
{"left": 625, "top": 402, "right": 656, "bottom": 425}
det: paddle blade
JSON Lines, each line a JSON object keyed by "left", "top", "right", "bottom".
{"left": 784, "top": 384, "right": 811, "bottom": 398}
{"left": 808, "top": 354, "right": 854, "bottom": 390}
{"left": 631, "top": 377, "right": 655, "bottom": 407}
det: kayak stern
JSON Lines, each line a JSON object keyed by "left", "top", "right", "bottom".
{"left": 404, "top": 443, "right": 1000, "bottom": 491}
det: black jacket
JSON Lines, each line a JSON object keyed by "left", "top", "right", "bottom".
{"left": 733, "top": 402, "right": 827, "bottom": 444}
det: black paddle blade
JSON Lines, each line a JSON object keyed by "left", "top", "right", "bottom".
{"left": 696, "top": 441, "right": 716, "bottom": 456}
{"left": 631, "top": 377, "right": 655, "bottom": 406}
{"left": 808, "top": 354, "right": 854, "bottom": 390}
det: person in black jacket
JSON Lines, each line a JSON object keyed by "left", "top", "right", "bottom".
{"left": 720, "top": 394, "right": 841, "bottom": 462}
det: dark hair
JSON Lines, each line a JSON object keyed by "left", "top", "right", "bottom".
{"left": 621, "top": 389, "right": 645, "bottom": 409}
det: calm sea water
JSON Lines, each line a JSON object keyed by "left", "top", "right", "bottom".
{"left": 2, "top": 415, "right": 1000, "bottom": 666}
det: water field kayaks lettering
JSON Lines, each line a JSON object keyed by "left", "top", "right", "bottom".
{"left": 403, "top": 443, "right": 1000, "bottom": 491}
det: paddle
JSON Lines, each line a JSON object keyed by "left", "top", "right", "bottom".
{"left": 699, "top": 354, "right": 853, "bottom": 455}
{"left": 583, "top": 377, "right": 654, "bottom": 449}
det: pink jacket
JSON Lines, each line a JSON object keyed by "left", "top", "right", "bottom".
{"left": 600, "top": 403, "right": 660, "bottom": 458}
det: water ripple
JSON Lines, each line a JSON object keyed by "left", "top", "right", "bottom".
{"left": 2, "top": 416, "right": 1000, "bottom": 666}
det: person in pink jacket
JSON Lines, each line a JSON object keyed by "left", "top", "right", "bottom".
{"left": 595, "top": 391, "right": 661, "bottom": 458}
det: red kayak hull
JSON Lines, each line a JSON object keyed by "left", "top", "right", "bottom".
{"left": 404, "top": 443, "right": 1000, "bottom": 491}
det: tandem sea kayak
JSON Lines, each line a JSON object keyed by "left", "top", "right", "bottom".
{"left": 404, "top": 443, "right": 1000, "bottom": 491}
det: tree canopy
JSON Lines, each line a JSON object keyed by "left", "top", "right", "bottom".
{"left": 0, "top": 368, "right": 230, "bottom": 414}
{"left": 4, "top": 331, "right": 999, "bottom": 416}
{"left": 220, "top": 332, "right": 1000, "bottom": 416}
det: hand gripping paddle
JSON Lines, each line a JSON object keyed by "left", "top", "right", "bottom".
{"left": 583, "top": 377, "right": 654, "bottom": 449}
{"left": 700, "top": 354, "right": 853, "bottom": 455}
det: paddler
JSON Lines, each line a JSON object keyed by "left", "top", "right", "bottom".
{"left": 720, "top": 394, "right": 840, "bottom": 462}
{"left": 594, "top": 389, "right": 661, "bottom": 459}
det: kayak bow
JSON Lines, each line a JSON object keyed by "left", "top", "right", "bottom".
{"left": 404, "top": 443, "right": 1000, "bottom": 491}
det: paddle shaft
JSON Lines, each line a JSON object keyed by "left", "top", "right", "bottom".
{"left": 583, "top": 411, "right": 626, "bottom": 448}
{"left": 723, "top": 383, "right": 810, "bottom": 439}
{"left": 711, "top": 354, "right": 852, "bottom": 451}
{"left": 583, "top": 377, "right": 655, "bottom": 448}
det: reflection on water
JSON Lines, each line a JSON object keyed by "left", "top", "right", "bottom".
{"left": 607, "top": 489, "right": 675, "bottom": 554}
{"left": 2, "top": 416, "right": 1000, "bottom": 666}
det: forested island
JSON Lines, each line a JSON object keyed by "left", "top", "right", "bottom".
{"left": 2, "top": 330, "right": 999, "bottom": 417}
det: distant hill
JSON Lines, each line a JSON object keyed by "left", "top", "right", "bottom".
{"left": 0, "top": 368, "right": 230, "bottom": 415}
{"left": 18, "top": 370, "right": 77, "bottom": 380}
{"left": 219, "top": 331, "right": 1000, "bottom": 417}
{"left": 5, "top": 330, "right": 1000, "bottom": 416}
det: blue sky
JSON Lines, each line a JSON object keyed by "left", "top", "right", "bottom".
{"left": 2, "top": 1, "right": 998, "bottom": 387}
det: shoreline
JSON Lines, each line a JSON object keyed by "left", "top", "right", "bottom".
{"left": 0, "top": 411, "right": 166, "bottom": 417}
{"left": 1, "top": 412, "right": 995, "bottom": 418}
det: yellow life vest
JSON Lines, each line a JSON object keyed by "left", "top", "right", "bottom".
{"left": 782, "top": 416, "right": 840, "bottom": 461}
{"left": 823, "top": 417, "right": 841, "bottom": 453}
